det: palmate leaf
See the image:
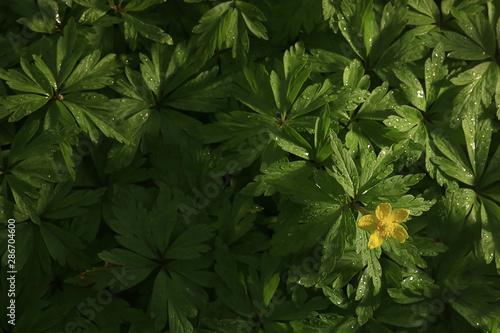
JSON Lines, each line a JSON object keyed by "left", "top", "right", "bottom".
{"left": 438, "top": 30, "right": 491, "bottom": 60}
{"left": 329, "top": 131, "right": 359, "bottom": 198}
{"left": 432, "top": 4, "right": 500, "bottom": 125}
{"left": 1, "top": 216, "right": 91, "bottom": 276}
{"left": 361, "top": 173, "right": 424, "bottom": 202}
{"left": 430, "top": 115, "right": 494, "bottom": 187}
{"left": 0, "top": 19, "right": 126, "bottom": 147}
{"left": 61, "top": 93, "right": 127, "bottom": 143}
{"left": 270, "top": 203, "right": 341, "bottom": 258}
{"left": 313, "top": 106, "right": 335, "bottom": 163}
{"left": 197, "top": 112, "right": 273, "bottom": 169}
{"left": 16, "top": 0, "right": 62, "bottom": 34}
{"left": 122, "top": 14, "right": 173, "bottom": 50}
{"left": 116, "top": 42, "right": 230, "bottom": 113}
{"left": 383, "top": 46, "right": 456, "bottom": 179}
{"left": 0, "top": 120, "right": 63, "bottom": 221}
{"left": 211, "top": 240, "right": 325, "bottom": 330}
{"left": 36, "top": 181, "right": 106, "bottom": 220}
{"left": 2, "top": 0, "right": 500, "bottom": 331}
{"left": 336, "top": 0, "right": 375, "bottom": 61}
{"left": 333, "top": 0, "right": 430, "bottom": 75}
{"left": 107, "top": 42, "right": 228, "bottom": 170}
{"left": 372, "top": 25, "right": 432, "bottom": 74}
{"left": 267, "top": 0, "right": 323, "bottom": 45}
{"left": 199, "top": 45, "right": 334, "bottom": 164}
{"left": 443, "top": 254, "right": 500, "bottom": 330}
{"left": 407, "top": 0, "right": 441, "bottom": 25}
{"left": 394, "top": 67, "right": 426, "bottom": 111}
{"left": 243, "top": 161, "right": 347, "bottom": 261}
{"left": 450, "top": 7, "right": 496, "bottom": 59}
{"left": 330, "top": 59, "right": 370, "bottom": 129}
{"left": 150, "top": 270, "right": 197, "bottom": 332}
{"left": 39, "top": 221, "right": 88, "bottom": 268}
{"left": 235, "top": 43, "right": 314, "bottom": 117}
{"left": 345, "top": 82, "right": 406, "bottom": 151}
{"left": 449, "top": 61, "right": 498, "bottom": 126}
{"left": 192, "top": 0, "right": 268, "bottom": 60}
{"left": 80, "top": 183, "right": 214, "bottom": 331}
{"left": 75, "top": 0, "right": 172, "bottom": 49}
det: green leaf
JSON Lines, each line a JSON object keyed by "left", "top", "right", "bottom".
{"left": 124, "top": 14, "right": 173, "bottom": 45}
{"left": 394, "top": 67, "right": 426, "bottom": 111}
{"left": 165, "top": 67, "right": 231, "bottom": 112}
{"left": 408, "top": 0, "right": 440, "bottom": 25}
{"left": 79, "top": 6, "right": 109, "bottom": 24}
{"left": 362, "top": 174, "right": 423, "bottom": 202}
{"left": 165, "top": 224, "right": 215, "bottom": 260}
{"left": 150, "top": 270, "right": 169, "bottom": 328}
{"left": 40, "top": 222, "right": 86, "bottom": 267}
{"left": 431, "top": 128, "right": 475, "bottom": 185}
{"left": 451, "top": 7, "right": 496, "bottom": 59}
{"left": 41, "top": 185, "right": 106, "bottom": 219}
{"left": 343, "top": 59, "right": 369, "bottom": 90}
{"left": 99, "top": 248, "right": 156, "bottom": 268}
{"left": 328, "top": 132, "right": 359, "bottom": 198}
{"left": 480, "top": 198, "right": 500, "bottom": 270}
{"left": 0, "top": 68, "right": 47, "bottom": 94}
{"left": 62, "top": 52, "right": 118, "bottom": 93}
{"left": 450, "top": 61, "right": 498, "bottom": 126}
{"left": 238, "top": 1, "right": 268, "bottom": 40}
{"left": 337, "top": 0, "right": 374, "bottom": 60}
{"left": 263, "top": 272, "right": 280, "bottom": 307}
{"left": 291, "top": 313, "right": 360, "bottom": 332}
{"left": 374, "top": 25, "right": 432, "bottom": 70}
{"left": 438, "top": 31, "right": 489, "bottom": 60}
{"left": 0, "top": 94, "right": 49, "bottom": 121}
{"left": 368, "top": 1, "right": 408, "bottom": 64}
{"left": 424, "top": 43, "right": 447, "bottom": 106}
{"left": 319, "top": 210, "right": 350, "bottom": 277}
{"left": 192, "top": 2, "right": 233, "bottom": 34}
{"left": 462, "top": 116, "right": 492, "bottom": 179}
{"left": 482, "top": 141, "right": 500, "bottom": 187}
{"left": 356, "top": 227, "right": 382, "bottom": 295}
{"left": 384, "top": 106, "right": 422, "bottom": 132}
{"left": 124, "top": 0, "right": 166, "bottom": 11}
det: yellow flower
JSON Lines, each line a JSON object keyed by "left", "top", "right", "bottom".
{"left": 357, "top": 203, "right": 409, "bottom": 249}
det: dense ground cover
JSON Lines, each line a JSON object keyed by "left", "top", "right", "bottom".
{"left": 1, "top": 0, "right": 500, "bottom": 332}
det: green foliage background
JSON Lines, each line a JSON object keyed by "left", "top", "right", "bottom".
{"left": 1, "top": 0, "right": 500, "bottom": 332}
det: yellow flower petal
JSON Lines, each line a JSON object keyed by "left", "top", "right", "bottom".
{"left": 368, "top": 231, "right": 385, "bottom": 249}
{"left": 375, "top": 203, "right": 391, "bottom": 220}
{"left": 357, "top": 214, "right": 379, "bottom": 231}
{"left": 391, "top": 224, "right": 409, "bottom": 243}
{"left": 390, "top": 209, "right": 409, "bottom": 223}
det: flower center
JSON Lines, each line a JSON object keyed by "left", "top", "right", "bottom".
{"left": 377, "top": 219, "right": 394, "bottom": 238}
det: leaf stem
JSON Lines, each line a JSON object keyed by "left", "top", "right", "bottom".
{"left": 354, "top": 205, "right": 370, "bottom": 215}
